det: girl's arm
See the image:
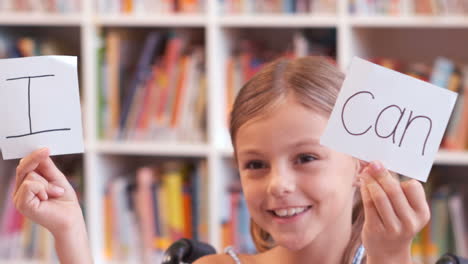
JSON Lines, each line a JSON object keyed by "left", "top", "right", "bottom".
{"left": 14, "top": 148, "right": 93, "bottom": 264}
{"left": 54, "top": 218, "right": 92, "bottom": 264}
{"left": 359, "top": 161, "right": 431, "bottom": 264}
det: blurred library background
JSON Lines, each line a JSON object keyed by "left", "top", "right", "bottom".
{"left": 0, "top": 0, "right": 467, "bottom": 263}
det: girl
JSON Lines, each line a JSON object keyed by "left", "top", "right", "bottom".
{"left": 13, "top": 56, "right": 430, "bottom": 264}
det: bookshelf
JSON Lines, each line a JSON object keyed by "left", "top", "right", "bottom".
{"left": 0, "top": 0, "right": 467, "bottom": 263}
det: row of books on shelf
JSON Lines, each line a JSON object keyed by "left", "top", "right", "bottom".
{"left": 97, "top": 28, "right": 468, "bottom": 150}
{"left": 98, "top": 29, "right": 207, "bottom": 142}
{"left": 371, "top": 57, "right": 468, "bottom": 151}
{"left": 0, "top": 158, "right": 83, "bottom": 262}
{"left": 103, "top": 161, "right": 209, "bottom": 263}
{"left": 350, "top": 0, "right": 468, "bottom": 16}
{"left": 412, "top": 180, "right": 468, "bottom": 263}
{"left": 3, "top": 0, "right": 468, "bottom": 16}
{"left": 221, "top": 185, "right": 256, "bottom": 254}
{"left": 220, "top": 0, "right": 336, "bottom": 14}
{"left": 0, "top": 35, "right": 67, "bottom": 59}
{"left": 97, "top": 0, "right": 204, "bottom": 14}
{"left": 0, "top": 0, "right": 80, "bottom": 13}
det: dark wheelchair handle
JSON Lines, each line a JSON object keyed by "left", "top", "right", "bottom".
{"left": 162, "top": 238, "right": 217, "bottom": 264}
{"left": 436, "top": 253, "right": 468, "bottom": 264}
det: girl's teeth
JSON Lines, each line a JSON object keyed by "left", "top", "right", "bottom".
{"left": 273, "top": 207, "right": 308, "bottom": 217}
{"left": 296, "top": 207, "right": 305, "bottom": 213}
{"left": 276, "top": 209, "right": 288, "bottom": 217}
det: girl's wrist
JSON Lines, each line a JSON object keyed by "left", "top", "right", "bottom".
{"left": 49, "top": 205, "right": 85, "bottom": 237}
{"left": 52, "top": 212, "right": 87, "bottom": 242}
{"left": 52, "top": 211, "right": 93, "bottom": 264}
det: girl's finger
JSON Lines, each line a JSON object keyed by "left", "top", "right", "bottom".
{"left": 360, "top": 177, "right": 384, "bottom": 229}
{"left": 368, "top": 161, "right": 415, "bottom": 228}
{"left": 25, "top": 171, "right": 65, "bottom": 198}
{"left": 15, "top": 179, "right": 48, "bottom": 214}
{"left": 362, "top": 168, "right": 401, "bottom": 233}
{"left": 24, "top": 171, "right": 48, "bottom": 186}
{"left": 15, "top": 148, "right": 49, "bottom": 193}
{"left": 47, "top": 184, "right": 65, "bottom": 198}
{"left": 401, "top": 180, "right": 431, "bottom": 224}
{"left": 36, "top": 156, "right": 68, "bottom": 185}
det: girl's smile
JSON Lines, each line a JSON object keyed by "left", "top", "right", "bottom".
{"left": 267, "top": 205, "right": 313, "bottom": 224}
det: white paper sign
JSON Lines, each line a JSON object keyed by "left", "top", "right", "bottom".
{"left": 320, "top": 57, "right": 457, "bottom": 182}
{"left": 0, "top": 56, "right": 84, "bottom": 160}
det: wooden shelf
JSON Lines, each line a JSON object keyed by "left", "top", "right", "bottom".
{"left": 95, "top": 141, "right": 210, "bottom": 157}
{"left": 0, "top": 261, "right": 45, "bottom": 264}
{"left": 350, "top": 16, "right": 468, "bottom": 28}
{"left": 435, "top": 150, "right": 468, "bottom": 165}
{"left": 0, "top": 13, "right": 82, "bottom": 26}
{"left": 218, "top": 145, "right": 234, "bottom": 157}
{"left": 219, "top": 14, "right": 338, "bottom": 27}
{"left": 95, "top": 14, "right": 207, "bottom": 27}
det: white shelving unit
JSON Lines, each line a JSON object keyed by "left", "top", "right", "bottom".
{"left": 0, "top": 13, "right": 82, "bottom": 26}
{"left": 95, "top": 14, "right": 208, "bottom": 27}
{"left": 219, "top": 14, "right": 338, "bottom": 27}
{"left": 349, "top": 16, "right": 468, "bottom": 28}
{"left": 1, "top": 0, "right": 468, "bottom": 263}
{"left": 94, "top": 141, "right": 210, "bottom": 157}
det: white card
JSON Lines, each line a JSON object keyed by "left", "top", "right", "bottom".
{"left": 0, "top": 56, "right": 84, "bottom": 160}
{"left": 320, "top": 57, "right": 457, "bottom": 182}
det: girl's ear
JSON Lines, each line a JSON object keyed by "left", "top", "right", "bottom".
{"left": 352, "top": 159, "right": 368, "bottom": 187}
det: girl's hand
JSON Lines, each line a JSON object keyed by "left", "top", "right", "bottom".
{"left": 14, "top": 148, "right": 93, "bottom": 264}
{"left": 359, "top": 161, "right": 431, "bottom": 264}
{"left": 13, "top": 148, "right": 82, "bottom": 236}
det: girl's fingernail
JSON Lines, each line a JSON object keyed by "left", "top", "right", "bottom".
{"left": 38, "top": 147, "right": 49, "bottom": 155}
{"left": 371, "top": 161, "right": 382, "bottom": 172}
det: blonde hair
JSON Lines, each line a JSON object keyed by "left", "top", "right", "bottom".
{"left": 229, "top": 56, "right": 365, "bottom": 264}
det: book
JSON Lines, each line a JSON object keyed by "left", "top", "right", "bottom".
{"left": 448, "top": 192, "right": 468, "bottom": 257}
{"left": 102, "top": 161, "right": 208, "bottom": 262}
{"left": 119, "top": 31, "right": 163, "bottom": 138}
{"left": 106, "top": 30, "right": 122, "bottom": 139}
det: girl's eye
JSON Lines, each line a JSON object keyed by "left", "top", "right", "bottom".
{"left": 296, "top": 154, "right": 316, "bottom": 164}
{"left": 245, "top": 160, "right": 267, "bottom": 170}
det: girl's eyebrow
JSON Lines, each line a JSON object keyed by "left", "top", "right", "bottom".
{"left": 289, "top": 138, "right": 321, "bottom": 148}
{"left": 238, "top": 149, "right": 263, "bottom": 156}
{"left": 238, "top": 139, "right": 321, "bottom": 156}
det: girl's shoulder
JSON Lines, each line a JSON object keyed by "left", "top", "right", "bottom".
{"left": 193, "top": 253, "right": 238, "bottom": 264}
{"left": 193, "top": 247, "right": 262, "bottom": 264}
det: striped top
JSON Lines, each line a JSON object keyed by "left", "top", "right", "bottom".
{"left": 224, "top": 245, "right": 366, "bottom": 264}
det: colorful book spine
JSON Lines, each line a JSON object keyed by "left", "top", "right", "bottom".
{"left": 351, "top": 0, "right": 468, "bottom": 15}
{"left": 98, "top": 0, "right": 203, "bottom": 14}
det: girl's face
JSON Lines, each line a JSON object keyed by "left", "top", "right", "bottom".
{"left": 235, "top": 96, "right": 359, "bottom": 251}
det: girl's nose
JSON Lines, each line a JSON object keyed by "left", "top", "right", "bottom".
{"left": 267, "top": 165, "right": 296, "bottom": 198}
